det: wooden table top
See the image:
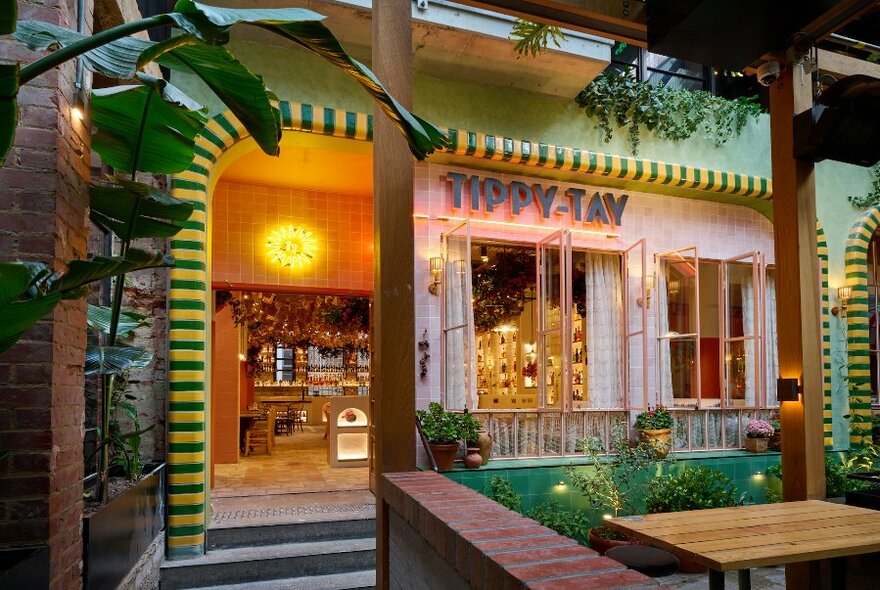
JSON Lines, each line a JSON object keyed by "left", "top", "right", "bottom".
{"left": 605, "top": 500, "right": 880, "bottom": 571}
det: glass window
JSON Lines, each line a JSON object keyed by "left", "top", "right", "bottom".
{"left": 723, "top": 254, "right": 760, "bottom": 408}
{"left": 657, "top": 248, "right": 700, "bottom": 407}
{"left": 765, "top": 265, "right": 779, "bottom": 407}
{"left": 699, "top": 261, "right": 722, "bottom": 407}
{"left": 442, "top": 222, "right": 475, "bottom": 410}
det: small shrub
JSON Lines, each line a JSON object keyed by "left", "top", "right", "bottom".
{"left": 646, "top": 466, "right": 743, "bottom": 513}
{"left": 634, "top": 405, "right": 674, "bottom": 430}
{"left": 745, "top": 419, "right": 774, "bottom": 438}
{"left": 487, "top": 476, "right": 522, "bottom": 512}
{"left": 525, "top": 501, "right": 591, "bottom": 546}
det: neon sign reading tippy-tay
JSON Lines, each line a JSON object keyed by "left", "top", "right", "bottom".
{"left": 446, "top": 172, "right": 628, "bottom": 226}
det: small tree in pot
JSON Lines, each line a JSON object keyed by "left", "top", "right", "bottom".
{"left": 417, "top": 402, "right": 467, "bottom": 471}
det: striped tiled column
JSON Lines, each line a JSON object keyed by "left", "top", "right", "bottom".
{"left": 844, "top": 208, "right": 880, "bottom": 447}
{"left": 817, "top": 223, "right": 833, "bottom": 448}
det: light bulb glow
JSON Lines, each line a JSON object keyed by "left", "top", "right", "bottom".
{"left": 266, "top": 225, "right": 317, "bottom": 269}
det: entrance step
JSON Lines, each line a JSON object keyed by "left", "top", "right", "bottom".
{"left": 160, "top": 536, "right": 376, "bottom": 589}
{"left": 186, "top": 570, "right": 375, "bottom": 590}
{"left": 208, "top": 518, "right": 376, "bottom": 550}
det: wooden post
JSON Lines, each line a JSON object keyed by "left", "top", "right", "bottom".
{"left": 769, "top": 58, "right": 827, "bottom": 590}
{"left": 372, "top": 1, "right": 416, "bottom": 588}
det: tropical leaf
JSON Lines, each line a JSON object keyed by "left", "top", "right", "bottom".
{"left": 167, "top": 1, "right": 446, "bottom": 159}
{"left": 0, "top": 0, "right": 16, "bottom": 35}
{"left": 0, "top": 64, "right": 18, "bottom": 168}
{"left": 85, "top": 345, "right": 154, "bottom": 376}
{"left": 90, "top": 179, "right": 195, "bottom": 239}
{"left": 250, "top": 20, "right": 447, "bottom": 159}
{"left": 87, "top": 304, "right": 150, "bottom": 337}
{"left": 57, "top": 249, "right": 174, "bottom": 292}
{"left": 167, "top": 1, "right": 323, "bottom": 45}
{"left": 0, "top": 250, "right": 173, "bottom": 356}
{"left": 90, "top": 75, "right": 207, "bottom": 174}
{"left": 15, "top": 20, "right": 149, "bottom": 80}
{"left": 145, "top": 39, "right": 281, "bottom": 156}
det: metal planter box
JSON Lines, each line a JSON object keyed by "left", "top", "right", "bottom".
{"left": 83, "top": 463, "right": 166, "bottom": 590}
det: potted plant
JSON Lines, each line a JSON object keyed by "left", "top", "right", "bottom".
{"left": 417, "top": 402, "right": 466, "bottom": 471}
{"left": 564, "top": 424, "right": 668, "bottom": 553}
{"left": 744, "top": 419, "right": 774, "bottom": 452}
{"left": 645, "top": 466, "right": 743, "bottom": 572}
{"left": 635, "top": 405, "right": 674, "bottom": 458}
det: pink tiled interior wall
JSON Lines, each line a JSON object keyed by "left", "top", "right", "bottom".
{"left": 212, "top": 180, "right": 373, "bottom": 292}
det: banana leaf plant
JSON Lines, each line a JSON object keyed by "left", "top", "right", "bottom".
{"left": 2, "top": 0, "right": 448, "bottom": 168}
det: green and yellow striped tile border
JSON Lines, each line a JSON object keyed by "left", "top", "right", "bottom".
{"left": 166, "top": 102, "right": 774, "bottom": 557}
{"left": 844, "top": 208, "right": 880, "bottom": 447}
{"left": 817, "top": 223, "right": 833, "bottom": 448}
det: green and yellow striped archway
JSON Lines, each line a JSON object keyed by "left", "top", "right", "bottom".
{"left": 817, "top": 222, "right": 833, "bottom": 448}
{"left": 843, "top": 207, "right": 880, "bottom": 446}
{"left": 164, "top": 101, "right": 781, "bottom": 558}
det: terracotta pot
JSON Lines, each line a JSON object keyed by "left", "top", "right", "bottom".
{"left": 464, "top": 447, "right": 483, "bottom": 469}
{"left": 588, "top": 526, "right": 641, "bottom": 555}
{"left": 745, "top": 437, "right": 768, "bottom": 453}
{"left": 477, "top": 429, "right": 493, "bottom": 465}
{"left": 638, "top": 428, "right": 672, "bottom": 458}
{"left": 769, "top": 431, "right": 782, "bottom": 451}
{"left": 429, "top": 443, "right": 461, "bottom": 471}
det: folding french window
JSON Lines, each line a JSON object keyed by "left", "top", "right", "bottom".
{"left": 723, "top": 252, "right": 760, "bottom": 408}
{"left": 763, "top": 262, "right": 779, "bottom": 407}
{"left": 441, "top": 221, "right": 476, "bottom": 410}
{"left": 656, "top": 247, "right": 700, "bottom": 408}
{"left": 623, "top": 239, "right": 648, "bottom": 409}
{"left": 537, "top": 230, "right": 571, "bottom": 411}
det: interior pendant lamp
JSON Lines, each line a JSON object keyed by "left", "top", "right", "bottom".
{"left": 267, "top": 225, "right": 317, "bottom": 269}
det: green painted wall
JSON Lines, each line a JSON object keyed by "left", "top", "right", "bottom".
{"left": 444, "top": 452, "right": 781, "bottom": 526}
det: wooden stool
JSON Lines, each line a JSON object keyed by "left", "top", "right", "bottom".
{"left": 606, "top": 545, "right": 679, "bottom": 577}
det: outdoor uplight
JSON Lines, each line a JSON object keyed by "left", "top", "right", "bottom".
{"left": 428, "top": 256, "right": 443, "bottom": 295}
{"left": 266, "top": 225, "right": 317, "bottom": 269}
{"left": 832, "top": 286, "right": 853, "bottom": 317}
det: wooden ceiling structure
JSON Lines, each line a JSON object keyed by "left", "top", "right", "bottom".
{"left": 370, "top": 3, "right": 880, "bottom": 588}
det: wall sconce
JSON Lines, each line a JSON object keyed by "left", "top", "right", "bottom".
{"left": 776, "top": 377, "right": 801, "bottom": 402}
{"left": 668, "top": 279, "right": 680, "bottom": 297}
{"left": 428, "top": 256, "right": 443, "bottom": 295}
{"left": 832, "top": 286, "right": 852, "bottom": 317}
{"left": 637, "top": 275, "right": 654, "bottom": 308}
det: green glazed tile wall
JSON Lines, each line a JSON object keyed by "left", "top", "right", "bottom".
{"left": 443, "top": 452, "right": 782, "bottom": 521}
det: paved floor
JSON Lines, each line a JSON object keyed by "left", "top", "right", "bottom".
{"left": 213, "top": 426, "right": 370, "bottom": 497}
{"left": 660, "top": 567, "right": 784, "bottom": 589}
{"left": 209, "top": 489, "right": 376, "bottom": 528}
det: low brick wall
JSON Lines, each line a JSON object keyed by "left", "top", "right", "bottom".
{"left": 383, "top": 472, "right": 665, "bottom": 589}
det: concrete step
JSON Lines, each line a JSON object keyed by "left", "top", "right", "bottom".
{"left": 191, "top": 569, "right": 376, "bottom": 590}
{"left": 208, "top": 518, "right": 376, "bottom": 550}
{"left": 160, "top": 538, "right": 376, "bottom": 590}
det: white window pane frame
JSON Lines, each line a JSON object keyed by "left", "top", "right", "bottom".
{"left": 722, "top": 251, "right": 761, "bottom": 409}
{"left": 656, "top": 247, "right": 701, "bottom": 408}
{"left": 441, "top": 221, "right": 476, "bottom": 410}
{"left": 538, "top": 230, "right": 571, "bottom": 411}
{"left": 624, "top": 239, "right": 648, "bottom": 410}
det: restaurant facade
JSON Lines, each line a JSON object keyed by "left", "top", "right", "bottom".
{"left": 149, "top": 2, "right": 880, "bottom": 560}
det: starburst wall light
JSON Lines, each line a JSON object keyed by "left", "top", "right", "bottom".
{"left": 266, "top": 225, "right": 317, "bottom": 269}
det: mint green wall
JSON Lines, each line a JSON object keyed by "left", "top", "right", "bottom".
{"left": 816, "top": 161, "right": 876, "bottom": 449}
{"left": 444, "top": 452, "right": 781, "bottom": 526}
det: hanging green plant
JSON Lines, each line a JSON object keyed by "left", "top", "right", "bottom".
{"left": 847, "top": 165, "right": 880, "bottom": 210}
{"left": 575, "top": 71, "right": 761, "bottom": 156}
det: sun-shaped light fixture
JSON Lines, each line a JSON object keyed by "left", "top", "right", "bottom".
{"left": 266, "top": 225, "right": 317, "bottom": 269}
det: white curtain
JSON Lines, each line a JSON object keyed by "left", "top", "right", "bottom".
{"left": 742, "top": 272, "right": 756, "bottom": 406}
{"left": 657, "top": 260, "right": 674, "bottom": 405}
{"left": 764, "top": 273, "right": 779, "bottom": 407}
{"left": 584, "top": 252, "right": 623, "bottom": 407}
{"left": 444, "top": 244, "right": 474, "bottom": 408}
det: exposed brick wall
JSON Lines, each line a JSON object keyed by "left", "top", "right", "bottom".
{"left": 383, "top": 472, "right": 666, "bottom": 590}
{"left": 0, "top": 1, "right": 94, "bottom": 587}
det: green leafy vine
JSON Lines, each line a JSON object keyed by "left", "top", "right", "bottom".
{"left": 847, "top": 165, "right": 880, "bottom": 210}
{"left": 576, "top": 71, "right": 761, "bottom": 156}
{"left": 509, "top": 18, "right": 564, "bottom": 57}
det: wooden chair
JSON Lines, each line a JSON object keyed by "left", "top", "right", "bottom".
{"left": 245, "top": 408, "right": 276, "bottom": 455}
{"left": 290, "top": 403, "right": 305, "bottom": 433}
{"left": 273, "top": 405, "right": 292, "bottom": 435}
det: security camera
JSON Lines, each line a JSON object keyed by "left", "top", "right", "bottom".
{"left": 756, "top": 61, "right": 782, "bottom": 87}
